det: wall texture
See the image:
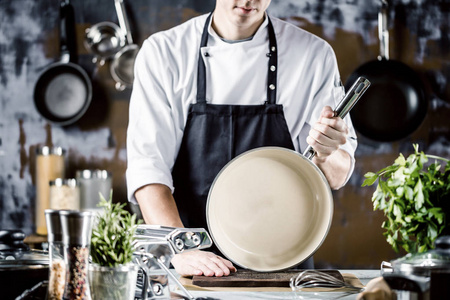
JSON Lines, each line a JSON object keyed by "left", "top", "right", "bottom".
{"left": 1, "top": 0, "right": 449, "bottom": 268}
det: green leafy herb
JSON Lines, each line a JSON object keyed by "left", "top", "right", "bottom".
{"left": 362, "top": 144, "right": 450, "bottom": 253}
{"left": 90, "top": 192, "right": 142, "bottom": 267}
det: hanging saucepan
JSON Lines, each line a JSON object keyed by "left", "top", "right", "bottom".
{"left": 84, "top": 21, "right": 126, "bottom": 66}
{"left": 345, "top": 0, "right": 427, "bottom": 142}
{"left": 110, "top": 0, "right": 139, "bottom": 91}
{"left": 206, "top": 78, "right": 370, "bottom": 272}
{"left": 33, "top": 0, "right": 92, "bottom": 126}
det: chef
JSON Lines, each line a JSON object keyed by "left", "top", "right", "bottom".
{"left": 126, "top": 0, "right": 357, "bottom": 277}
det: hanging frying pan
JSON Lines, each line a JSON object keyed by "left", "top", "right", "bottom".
{"left": 345, "top": 0, "right": 427, "bottom": 142}
{"left": 33, "top": 0, "right": 92, "bottom": 126}
{"left": 206, "top": 78, "right": 370, "bottom": 271}
{"left": 110, "top": 0, "right": 139, "bottom": 91}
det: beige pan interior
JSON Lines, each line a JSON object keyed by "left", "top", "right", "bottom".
{"left": 207, "top": 147, "right": 333, "bottom": 271}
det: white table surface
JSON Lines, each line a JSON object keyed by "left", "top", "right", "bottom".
{"left": 171, "top": 269, "right": 381, "bottom": 300}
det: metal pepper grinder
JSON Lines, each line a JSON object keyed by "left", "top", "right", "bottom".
{"left": 45, "top": 209, "right": 66, "bottom": 300}
{"left": 59, "top": 210, "right": 95, "bottom": 300}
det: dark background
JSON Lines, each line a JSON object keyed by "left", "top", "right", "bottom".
{"left": 1, "top": 0, "right": 449, "bottom": 268}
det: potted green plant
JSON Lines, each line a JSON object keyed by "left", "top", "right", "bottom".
{"left": 363, "top": 144, "right": 450, "bottom": 254}
{"left": 89, "top": 192, "right": 142, "bottom": 300}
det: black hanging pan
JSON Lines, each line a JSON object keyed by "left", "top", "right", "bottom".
{"left": 345, "top": 0, "right": 427, "bottom": 142}
{"left": 34, "top": 0, "right": 92, "bottom": 126}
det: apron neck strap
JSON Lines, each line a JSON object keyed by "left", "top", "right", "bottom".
{"left": 196, "top": 12, "right": 278, "bottom": 104}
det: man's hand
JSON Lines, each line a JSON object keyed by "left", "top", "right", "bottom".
{"left": 306, "top": 105, "right": 351, "bottom": 189}
{"left": 171, "top": 250, "right": 237, "bottom": 277}
{"left": 307, "top": 105, "right": 348, "bottom": 163}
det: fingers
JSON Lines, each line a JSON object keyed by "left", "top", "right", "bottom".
{"left": 198, "top": 254, "right": 235, "bottom": 277}
{"left": 320, "top": 105, "right": 335, "bottom": 119}
{"left": 171, "top": 250, "right": 236, "bottom": 277}
{"left": 308, "top": 106, "right": 348, "bottom": 160}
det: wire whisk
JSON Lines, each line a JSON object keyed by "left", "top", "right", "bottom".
{"left": 290, "top": 270, "right": 364, "bottom": 293}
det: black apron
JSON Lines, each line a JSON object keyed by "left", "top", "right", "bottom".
{"left": 172, "top": 13, "right": 313, "bottom": 269}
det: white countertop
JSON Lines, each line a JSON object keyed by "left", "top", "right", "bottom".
{"left": 170, "top": 269, "right": 381, "bottom": 300}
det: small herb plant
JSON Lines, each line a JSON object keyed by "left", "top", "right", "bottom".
{"left": 362, "top": 144, "right": 450, "bottom": 254}
{"left": 90, "top": 193, "right": 142, "bottom": 267}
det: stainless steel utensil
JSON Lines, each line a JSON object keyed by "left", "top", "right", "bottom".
{"left": 132, "top": 225, "right": 213, "bottom": 300}
{"left": 110, "top": 0, "right": 139, "bottom": 91}
{"left": 290, "top": 270, "right": 364, "bottom": 293}
{"left": 84, "top": 21, "right": 126, "bottom": 65}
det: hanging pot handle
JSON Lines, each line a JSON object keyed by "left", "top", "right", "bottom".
{"left": 303, "top": 77, "right": 371, "bottom": 160}
{"left": 378, "top": 0, "right": 389, "bottom": 60}
{"left": 114, "top": 0, "right": 133, "bottom": 45}
{"left": 59, "top": 0, "right": 77, "bottom": 64}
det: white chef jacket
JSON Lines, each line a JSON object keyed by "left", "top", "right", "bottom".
{"left": 126, "top": 13, "right": 357, "bottom": 203}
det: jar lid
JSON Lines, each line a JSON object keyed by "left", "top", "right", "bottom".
{"left": 76, "top": 169, "right": 111, "bottom": 179}
{"left": 49, "top": 178, "right": 78, "bottom": 187}
{"left": 35, "top": 146, "right": 66, "bottom": 156}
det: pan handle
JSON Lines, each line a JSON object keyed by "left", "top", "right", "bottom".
{"left": 303, "top": 77, "right": 371, "bottom": 160}
{"left": 115, "top": 0, "right": 134, "bottom": 45}
{"left": 59, "top": 0, "right": 77, "bottom": 63}
{"left": 378, "top": 0, "right": 389, "bottom": 60}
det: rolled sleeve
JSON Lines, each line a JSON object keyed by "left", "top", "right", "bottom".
{"left": 126, "top": 38, "right": 180, "bottom": 204}
{"left": 126, "top": 158, "right": 174, "bottom": 204}
{"left": 299, "top": 43, "right": 358, "bottom": 186}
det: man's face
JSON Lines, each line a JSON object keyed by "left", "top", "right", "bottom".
{"left": 215, "top": 0, "right": 272, "bottom": 27}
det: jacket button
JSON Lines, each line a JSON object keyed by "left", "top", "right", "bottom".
{"left": 271, "top": 46, "right": 276, "bottom": 52}
{"left": 269, "top": 84, "right": 275, "bottom": 90}
{"left": 270, "top": 65, "right": 276, "bottom": 71}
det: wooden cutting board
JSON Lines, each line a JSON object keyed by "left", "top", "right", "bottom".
{"left": 192, "top": 269, "right": 343, "bottom": 288}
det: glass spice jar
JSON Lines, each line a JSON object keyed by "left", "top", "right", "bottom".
{"left": 35, "top": 146, "right": 66, "bottom": 235}
{"left": 59, "top": 210, "right": 95, "bottom": 300}
{"left": 49, "top": 178, "right": 80, "bottom": 210}
{"left": 75, "top": 169, "right": 112, "bottom": 213}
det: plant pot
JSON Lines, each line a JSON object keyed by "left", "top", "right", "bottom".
{"left": 89, "top": 263, "right": 139, "bottom": 300}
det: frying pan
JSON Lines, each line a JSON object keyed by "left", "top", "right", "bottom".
{"left": 206, "top": 78, "right": 370, "bottom": 271}
{"left": 345, "top": 0, "right": 427, "bottom": 142}
{"left": 34, "top": 0, "right": 92, "bottom": 126}
{"left": 110, "top": 0, "right": 139, "bottom": 91}
{"left": 84, "top": 21, "right": 126, "bottom": 66}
